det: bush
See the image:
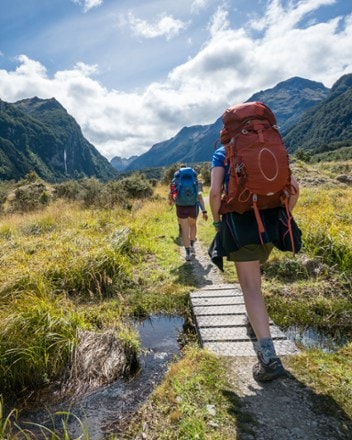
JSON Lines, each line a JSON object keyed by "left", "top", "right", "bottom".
{"left": 113, "top": 174, "right": 154, "bottom": 199}
{"left": 53, "top": 180, "right": 83, "bottom": 200}
{"left": 8, "top": 182, "right": 51, "bottom": 212}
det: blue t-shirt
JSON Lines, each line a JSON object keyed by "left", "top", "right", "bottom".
{"left": 212, "top": 146, "right": 229, "bottom": 190}
{"left": 212, "top": 146, "right": 226, "bottom": 168}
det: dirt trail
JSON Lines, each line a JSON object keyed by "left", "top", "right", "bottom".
{"left": 189, "top": 240, "right": 352, "bottom": 440}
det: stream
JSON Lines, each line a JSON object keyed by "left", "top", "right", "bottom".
{"left": 18, "top": 314, "right": 185, "bottom": 439}
{"left": 286, "top": 325, "right": 348, "bottom": 352}
{"left": 14, "top": 314, "right": 348, "bottom": 439}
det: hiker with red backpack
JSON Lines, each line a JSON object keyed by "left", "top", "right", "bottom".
{"left": 169, "top": 165, "right": 208, "bottom": 261}
{"left": 209, "top": 101, "right": 300, "bottom": 381}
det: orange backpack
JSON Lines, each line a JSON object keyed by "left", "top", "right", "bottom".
{"left": 219, "top": 101, "right": 297, "bottom": 250}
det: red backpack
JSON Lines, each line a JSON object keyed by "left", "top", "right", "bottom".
{"left": 219, "top": 101, "right": 297, "bottom": 250}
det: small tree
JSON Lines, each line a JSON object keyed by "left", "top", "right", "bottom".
{"left": 294, "top": 148, "right": 311, "bottom": 162}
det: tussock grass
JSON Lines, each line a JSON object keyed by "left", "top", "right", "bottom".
{"left": 287, "top": 343, "right": 352, "bottom": 419}
{"left": 295, "top": 186, "right": 352, "bottom": 273}
{"left": 1, "top": 172, "right": 352, "bottom": 437}
{"left": 0, "top": 192, "right": 192, "bottom": 404}
{"left": 0, "top": 291, "right": 81, "bottom": 396}
{"left": 261, "top": 185, "right": 352, "bottom": 334}
{"left": 0, "top": 201, "right": 138, "bottom": 300}
{"left": 123, "top": 346, "right": 243, "bottom": 440}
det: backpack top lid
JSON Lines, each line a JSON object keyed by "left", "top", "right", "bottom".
{"left": 222, "top": 101, "right": 277, "bottom": 135}
{"left": 174, "top": 166, "right": 197, "bottom": 178}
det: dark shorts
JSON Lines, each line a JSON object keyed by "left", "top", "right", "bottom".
{"left": 176, "top": 205, "right": 197, "bottom": 219}
{"left": 229, "top": 243, "right": 274, "bottom": 264}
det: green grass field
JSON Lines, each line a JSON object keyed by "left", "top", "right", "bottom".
{"left": 1, "top": 164, "right": 351, "bottom": 438}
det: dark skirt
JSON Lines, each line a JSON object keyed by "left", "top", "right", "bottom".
{"left": 208, "top": 207, "right": 302, "bottom": 269}
{"left": 219, "top": 207, "right": 301, "bottom": 257}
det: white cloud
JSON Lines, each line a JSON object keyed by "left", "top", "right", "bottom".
{"left": 1, "top": 1, "right": 351, "bottom": 160}
{"left": 191, "top": 0, "right": 211, "bottom": 14}
{"left": 121, "top": 12, "right": 188, "bottom": 40}
{"left": 71, "top": 0, "right": 103, "bottom": 13}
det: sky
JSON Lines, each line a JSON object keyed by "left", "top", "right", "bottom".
{"left": 0, "top": 0, "right": 351, "bottom": 160}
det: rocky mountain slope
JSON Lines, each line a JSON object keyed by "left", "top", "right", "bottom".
{"left": 284, "top": 73, "right": 352, "bottom": 152}
{"left": 0, "top": 97, "right": 117, "bottom": 182}
{"left": 127, "top": 76, "right": 331, "bottom": 171}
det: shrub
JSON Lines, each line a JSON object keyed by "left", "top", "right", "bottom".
{"left": 8, "top": 182, "right": 51, "bottom": 212}
{"left": 113, "top": 174, "right": 154, "bottom": 199}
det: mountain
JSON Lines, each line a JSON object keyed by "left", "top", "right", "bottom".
{"left": 111, "top": 155, "right": 138, "bottom": 172}
{"left": 127, "top": 121, "right": 223, "bottom": 171}
{"left": 127, "top": 77, "right": 330, "bottom": 170}
{"left": 248, "top": 77, "right": 329, "bottom": 133}
{"left": 0, "top": 97, "right": 118, "bottom": 182}
{"left": 283, "top": 73, "right": 352, "bottom": 152}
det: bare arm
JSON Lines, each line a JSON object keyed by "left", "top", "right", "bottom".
{"left": 198, "top": 193, "right": 206, "bottom": 211}
{"left": 209, "top": 166, "right": 225, "bottom": 223}
{"left": 197, "top": 192, "right": 208, "bottom": 221}
{"left": 289, "top": 175, "right": 300, "bottom": 212}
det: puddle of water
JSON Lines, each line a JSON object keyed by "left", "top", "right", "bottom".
{"left": 17, "top": 314, "right": 185, "bottom": 439}
{"left": 285, "top": 325, "right": 348, "bottom": 352}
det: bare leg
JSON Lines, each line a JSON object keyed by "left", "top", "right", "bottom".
{"left": 235, "top": 260, "right": 286, "bottom": 381}
{"left": 235, "top": 260, "right": 271, "bottom": 340}
{"left": 188, "top": 217, "right": 197, "bottom": 242}
{"left": 178, "top": 217, "right": 190, "bottom": 248}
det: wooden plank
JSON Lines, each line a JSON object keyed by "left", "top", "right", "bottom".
{"left": 192, "top": 304, "right": 247, "bottom": 315}
{"left": 203, "top": 339, "right": 299, "bottom": 357}
{"left": 191, "top": 296, "right": 245, "bottom": 306}
{"left": 190, "top": 283, "right": 299, "bottom": 357}
{"left": 199, "top": 325, "right": 287, "bottom": 342}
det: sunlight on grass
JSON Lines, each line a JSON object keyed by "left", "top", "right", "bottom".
{"left": 1, "top": 175, "right": 352, "bottom": 438}
{"left": 294, "top": 186, "right": 352, "bottom": 272}
{"left": 124, "top": 345, "right": 243, "bottom": 440}
{"left": 287, "top": 343, "right": 352, "bottom": 419}
{"left": 0, "top": 291, "right": 81, "bottom": 396}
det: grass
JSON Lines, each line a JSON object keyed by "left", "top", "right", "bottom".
{"left": 0, "top": 397, "right": 91, "bottom": 439}
{"left": 0, "top": 291, "right": 81, "bottom": 396}
{"left": 1, "top": 168, "right": 352, "bottom": 438}
{"left": 122, "top": 345, "right": 247, "bottom": 440}
{"left": 287, "top": 343, "right": 352, "bottom": 419}
{"left": 0, "top": 195, "right": 194, "bottom": 403}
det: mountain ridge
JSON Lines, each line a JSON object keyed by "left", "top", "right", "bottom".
{"left": 1, "top": 74, "right": 351, "bottom": 181}
{"left": 0, "top": 96, "right": 117, "bottom": 182}
{"left": 126, "top": 76, "right": 332, "bottom": 171}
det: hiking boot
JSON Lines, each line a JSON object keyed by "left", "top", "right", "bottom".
{"left": 252, "top": 352, "right": 287, "bottom": 382}
{"left": 185, "top": 248, "right": 192, "bottom": 261}
{"left": 190, "top": 244, "right": 196, "bottom": 254}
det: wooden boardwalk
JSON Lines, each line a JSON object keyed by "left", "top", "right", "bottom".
{"left": 190, "top": 284, "right": 299, "bottom": 357}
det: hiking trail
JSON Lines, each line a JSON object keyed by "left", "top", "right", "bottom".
{"left": 186, "top": 240, "right": 352, "bottom": 440}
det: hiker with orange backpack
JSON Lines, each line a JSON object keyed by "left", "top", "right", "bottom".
{"left": 209, "top": 101, "right": 300, "bottom": 381}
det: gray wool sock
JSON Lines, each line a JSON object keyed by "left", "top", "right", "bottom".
{"left": 258, "top": 338, "right": 277, "bottom": 363}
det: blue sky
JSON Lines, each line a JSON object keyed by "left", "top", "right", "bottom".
{"left": 1, "top": 0, "right": 351, "bottom": 160}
